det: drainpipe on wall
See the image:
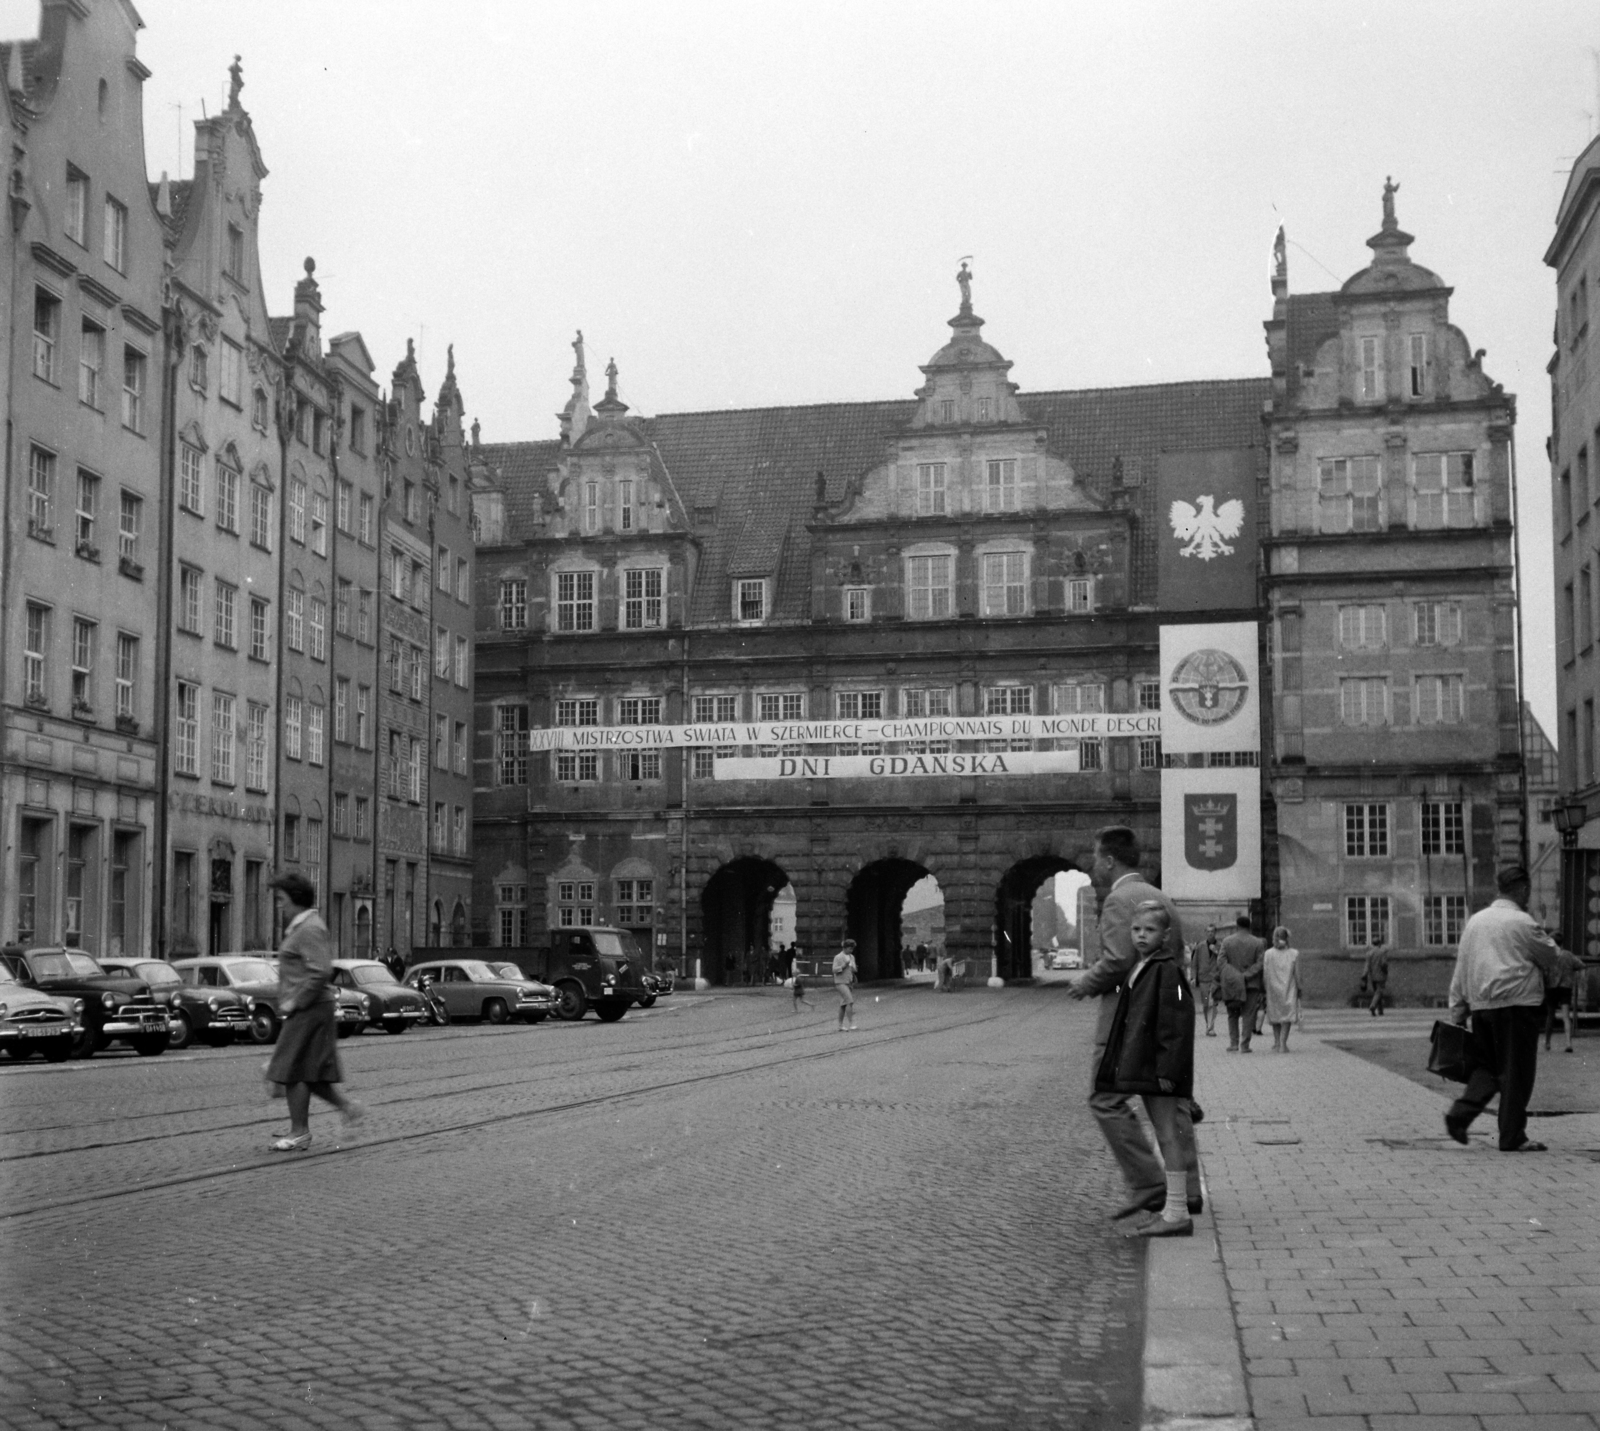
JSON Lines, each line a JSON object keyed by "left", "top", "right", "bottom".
{"left": 1509, "top": 436, "right": 1530, "bottom": 871}
{"left": 680, "top": 629, "right": 691, "bottom": 983}
{"left": 151, "top": 299, "right": 182, "bottom": 957}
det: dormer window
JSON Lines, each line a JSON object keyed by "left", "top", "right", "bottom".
{"left": 737, "top": 579, "right": 766, "bottom": 623}
{"left": 977, "top": 397, "right": 990, "bottom": 422}
{"left": 1066, "top": 577, "right": 1095, "bottom": 614}
{"left": 584, "top": 481, "right": 599, "bottom": 534}
{"left": 916, "top": 463, "right": 946, "bottom": 516}
{"left": 940, "top": 399, "right": 955, "bottom": 423}
{"left": 618, "top": 479, "right": 634, "bottom": 531}
{"left": 845, "top": 587, "right": 870, "bottom": 622}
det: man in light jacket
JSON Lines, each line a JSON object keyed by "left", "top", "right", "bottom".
{"left": 1066, "top": 826, "right": 1201, "bottom": 1219}
{"left": 1445, "top": 866, "right": 1559, "bottom": 1152}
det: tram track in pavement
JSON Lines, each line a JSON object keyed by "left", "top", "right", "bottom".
{"left": 0, "top": 1002, "right": 1012, "bottom": 1221}
{"left": 0, "top": 990, "right": 963, "bottom": 1143}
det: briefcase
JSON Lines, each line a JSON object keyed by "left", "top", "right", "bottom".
{"left": 1427, "top": 1020, "right": 1474, "bottom": 1084}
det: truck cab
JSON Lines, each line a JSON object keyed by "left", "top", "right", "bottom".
{"left": 513, "top": 928, "right": 651, "bottom": 1022}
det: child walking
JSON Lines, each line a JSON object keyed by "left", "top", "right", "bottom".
{"left": 790, "top": 949, "right": 814, "bottom": 1012}
{"left": 1095, "top": 900, "right": 1197, "bottom": 1237}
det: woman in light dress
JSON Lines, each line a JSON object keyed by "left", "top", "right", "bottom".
{"left": 1263, "top": 926, "right": 1301, "bottom": 1052}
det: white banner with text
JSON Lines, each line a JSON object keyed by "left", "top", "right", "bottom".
{"left": 714, "top": 751, "right": 1083, "bottom": 780}
{"left": 526, "top": 712, "right": 1160, "bottom": 752}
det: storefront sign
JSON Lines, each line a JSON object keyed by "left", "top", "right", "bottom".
{"left": 715, "top": 751, "right": 1082, "bottom": 780}
{"left": 167, "top": 790, "right": 272, "bottom": 825}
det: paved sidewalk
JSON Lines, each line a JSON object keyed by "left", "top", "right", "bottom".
{"left": 1189, "top": 1009, "right": 1600, "bottom": 1430}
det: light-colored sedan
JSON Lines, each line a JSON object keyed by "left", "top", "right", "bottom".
{"left": 405, "top": 959, "right": 557, "bottom": 1024}
{"left": 0, "top": 971, "right": 82, "bottom": 1063}
{"left": 330, "top": 959, "right": 430, "bottom": 1034}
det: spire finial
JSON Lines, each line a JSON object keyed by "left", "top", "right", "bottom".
{"left": 572, "top": 329, "right": 586, "bottom": 376}
{"left": 956, "top": 257, "right": 973, "bottom": 315}
{"left": 406, "top": 336, "right": 415, "bottom": 361}
{"left": 1382, "top": 176, "right": 1399, "bottom": 230}
{"left": 228, "top": 55, "right": 243, "bottom": 109}
{"left": 446, "top": 343, "right": 455, "bottom": 378}
{"left": 303, "top": 255, "right": 316, "bottom": 278}
{"left": 605, "top": 357, "right": 618, "bottom": 402}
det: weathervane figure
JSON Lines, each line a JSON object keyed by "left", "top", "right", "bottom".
{"left": 957, "top": 257, "right": 973, "bottom": 312}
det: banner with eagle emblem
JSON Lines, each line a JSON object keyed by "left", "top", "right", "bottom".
{"left": 1157, "top": 448, "right": 1259, "bottom": 611}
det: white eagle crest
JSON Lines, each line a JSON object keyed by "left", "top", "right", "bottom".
{"left": 1169, "top": 495, "right": 1245, "bottom": 561}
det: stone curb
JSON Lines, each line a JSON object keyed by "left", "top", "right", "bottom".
{"left": 1143, "top": 1164, "right": 1255, "bottom": 1431}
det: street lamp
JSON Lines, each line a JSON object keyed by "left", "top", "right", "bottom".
{"left": 1553, "top": 797, "right": 1588, "bottom": 849}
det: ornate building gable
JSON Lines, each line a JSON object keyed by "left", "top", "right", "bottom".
{"left": 1278, "top": 182, "right": 1504, "bottom": 415}
{"left": 825, "top": 266, "right": 1107, "bottom": 525}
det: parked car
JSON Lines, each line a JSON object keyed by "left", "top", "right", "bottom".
{"left": 171, "top": 954, "right": 284, "bottom": 1044}
{"left": 100, "top": 956, "right": 251, "bottom": 1049}
{"left": 0, "top": 970, "right": 82, "bottom": 1062}
{"left": 1049, "top": 950, "right": 1083, "bottom": 970}
{"left": 406, "top": 960, "right": 556, "bottom": 1024}
{"left": 330, "top": 960, "right": 430, "bottom": 1034}
{"left": 500, "top": 927, "right": 652, "bottom": 1022}
{"left": 0, "top": 946, "right": 169, "bottom": 1058}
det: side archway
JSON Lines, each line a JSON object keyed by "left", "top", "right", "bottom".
{"left": 994, "top": 855, "right": 1090, "bottom": 982}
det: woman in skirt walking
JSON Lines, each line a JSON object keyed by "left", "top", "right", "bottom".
{"left": 833, "top": 938, "right": 859, "bottom": 1031}
{"left": 264, "top": 873, "right": 363, "bottom": 1151}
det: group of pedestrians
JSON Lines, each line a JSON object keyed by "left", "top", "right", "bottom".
{"left": 1190, "top": 919, "right": 1301, "bottom": 1053}
{"left": 788, "top": 940, "right": 859, "bottom": 1031}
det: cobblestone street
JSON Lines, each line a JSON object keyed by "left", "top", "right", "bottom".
{"left": 0, "top": 987, "right": 1145, "bottom": 1431}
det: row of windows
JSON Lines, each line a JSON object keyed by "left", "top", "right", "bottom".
{"left": 384, "top": 633, "right": 468, "bottom": 699}
{"left": 334, "top": 581, "right": 376, "bottom": 643}
{"left": 500, "top": 558, "right": 1093, "bottom": 633}
{"left": 186, "top": 337, "right": 266, "bottom": 421}
{"left": 22, "top": 603, "right": 139, "bottom": 721}
{"left": 178, "top": 569, "right": 276, "bottom": 659}
{"left": 1554, "top": 429, "right": 1600, "bottom": 537}
{"left": 1337, "top": 675, "right": 1467, "bottom": 726}
{"left": 436, "top": 544, "right": 471, "bottom": 604}
{"left": 1341, "top": 801, "right": 1466, "bottom": 859}
{"left": 329, "top": 792, "right": 372, "bottom": 840}
{"left": 430, "top": 802, "right": 469, "bottom": 857}
{"left": 16, "top": 818, "right": 142, "bottom": 952}
{"left": 1350, "top": 331, "right": 1435, "bottom": 403}
{"left": 332, "top": 480, "right": 378, "bottom": 545}
{"left": 494, "top": 879, "right": 656, "bottom": 942}
{"left": 60, "top": 163, "right": 130, "bottom": 272}
{"left": 1314, "top": 452, "right": 1479, "bottom": 534}
{"left": 1335, "top": 601, "right": 1462, "bottom": 650}
{"left": 26, "top": 445, "right": 143, "bottom": 567}
{"left": 178, "top": 444, "right": 274, "bottom": 546}
{"left": 173, "top": 683, "right": 271, "bottom": 788}
{"left": 1342, "top": 894, "right": 1468, "bottom": 949}
{"left": 33, "top": 287, "right": 148, "bottom": 429}
{"left": 389, "top": 543, "right": 466, "bottom": 609}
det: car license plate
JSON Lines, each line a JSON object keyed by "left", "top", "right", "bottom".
{"left": 20, "top": 1025, "right": 59, "bottom": 1037}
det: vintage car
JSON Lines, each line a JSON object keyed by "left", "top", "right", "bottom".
{"left": 406, "top": 960, "right": 557, "bottom": 1024}
{"left": 500, "top": 927, "right": 653, "bottom": 1022}
{"left": 172, "top": 954, "right": 284, "bottom": 1044}
{"left": 100, "top": 956, "right": 251, "bottom": 1049}
{"left": 330, "top": 959, "right": 430, "bottom": 1034}
{"left": 0, "top": 946, "right": 168, "bottom": 1058}
{"left": 0, "top": 970, "right": 82, "bottom": 1062}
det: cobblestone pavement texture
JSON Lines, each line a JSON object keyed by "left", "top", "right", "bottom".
{"left": 1194, "top": 1007, "right": 1600, "bottom": 1431}
{"left": 0, "top": 987, "right": 1146, "bottom": 1430}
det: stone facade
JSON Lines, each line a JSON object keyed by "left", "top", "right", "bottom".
{"left": 1, "top": 1, "right": 165, "bottom": 955}
{"left": 1264, "top": 186, "right": 1520, "bottom": 1005}
{"left": 472, "top": 286, "right": 1267, "bottom": 983}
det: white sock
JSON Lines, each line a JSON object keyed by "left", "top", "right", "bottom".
{"left": 1162, "top": 1169, "right": 1187, "bottom": 1222}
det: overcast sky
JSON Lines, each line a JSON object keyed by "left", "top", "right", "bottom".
{"left": 6, "top": 0, "right": 1592, "bottom": 730}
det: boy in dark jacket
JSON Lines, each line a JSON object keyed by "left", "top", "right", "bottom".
{"left": 1094, "top": 900, "right": 1197, "bottom": 1237}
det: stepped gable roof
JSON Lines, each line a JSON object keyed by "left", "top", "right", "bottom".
{"left": 480, "top": 376, "right": 1270, "bottom": 617}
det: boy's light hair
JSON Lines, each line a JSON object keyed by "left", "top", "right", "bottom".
{"left": 1131, "top": 899, "right": 1170, "bottom": 928}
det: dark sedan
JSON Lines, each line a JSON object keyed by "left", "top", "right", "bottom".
{"left": 0, "top": 947, "right": 168, "bottom": 1058}
{"left": 101, "top": 957, "right": 251, "bottom": 1049}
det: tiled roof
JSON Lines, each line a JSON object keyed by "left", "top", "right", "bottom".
{"left": 1, "top": 41, "right": 41, "bottom": 103}
{"left": 147, "top": 177, "right": 194, "bottom": 242}
{"left": 1284, "top": 292, "right": 1340, "bottom": 405}
{"left": 268, "top": 316, "right": 294, "bottom": 356}
{"left": 479, "top": 376, "right": 1271, "bottom": 621}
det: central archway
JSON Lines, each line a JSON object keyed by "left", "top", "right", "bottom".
{"left": 995, "top": 855, "right": 1090, "bottom": 982}
{"left": 846, "top": 859, "right": 935, "bottom": 982}
{"left": 701, "top": 857, "right": 790, "bottom": 986}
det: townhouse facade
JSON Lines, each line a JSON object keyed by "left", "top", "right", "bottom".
{"left": 155, "top": 59, "right": 280, "bottom": 956}
{"left": 1546, "top": 132, "right": 1600, "bottom": 964}
{"left": 1263, "top": 185, "right": 1521, "bottom": 1003}
{"left": 2, "top": 0, "right": 165, "bottom": 956}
